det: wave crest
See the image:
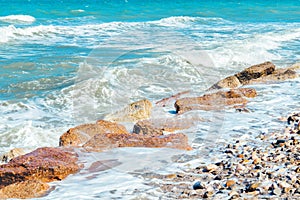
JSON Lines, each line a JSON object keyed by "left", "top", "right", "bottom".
{"left": 0, "top": 15, "right": 36, "bottom": 24}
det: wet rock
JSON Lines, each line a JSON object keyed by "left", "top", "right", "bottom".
{"left": 175, "top": 88, "right": 256, "bottom": 114}
{"left": 235, "top": 61, "right": 275, "bottom": 84}
{"left": 205, "top": 164, "right": 218, "bottom": 172}
{"left": 287, "top": 62, "right": 300, "bottom": 71}
{"left": 0, "top": 148, "right": 26, "bottom": 163}
{"left": 209, "top": 75, "right": 242, "bottom": 90}
{"left": 104, "top": 99, "right": 152, "bottom": 122}
{"left": 247, "top": 68, "right": 298, "bottom": 84}
{"left": 226, "top": 180, "right": 236, "bottom": 188}
{"left": 83, "top": 132, "right": 192, "bottom": 151}
{"left": 0, "top": 180, "right": 50, "bottom": 199}
{"left": 133, "top": 117, "right": 196, "bottom": 136}
{"left": 0, "top": 147, "right": 79, "bottom": 198}
{"left": 193, "top": 181, "right": 205, "bottom": 190}
{"left": 59, "top": 120, "right": 129, "bottom": 147}
{"left": 246, "top": 182, "right": 260, "bottom": 192}
{"left": 272, "top": 187, "right": 282, "bottom": 196}
{"left": 209, "top": 62, "right": 275, "bottom": 89}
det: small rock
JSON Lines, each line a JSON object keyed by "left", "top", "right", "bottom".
{"left": 246, "top": 182, "right": 260, "bottom": 192}
{"left": 236, "top": 164, "right": 246, "bottom": 171}
{"left": 205, "top": 164, "right": 218, "bottom": 172}
{"left": 272, "top": 187, "right": 282, "bottom": 196}
{"left": 193, "top": 181, "right": 205, "bottom": 190}
{"left": 226, "top": 180, "right": 236, "bottom": 188}
{"left": 166, "top": 174, "right": 177, "bottom": 179}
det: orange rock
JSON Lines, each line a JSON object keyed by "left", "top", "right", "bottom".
{"left": 226, "top": 180, "right": 236, "bottom": 188}
{"left": 83, "top": 133, "right": 192, "bottom": 151}
{"left": 0, "top": 180, "right": 50, "bottom": 199}
{"left": 174, "top": 88, "right": 256, "bottom": 114}
{"left": 0, "top": 147, "right": 79, "bottom": 198}
{"left": 59, "top": 120, "right": 129, "bottom": 147}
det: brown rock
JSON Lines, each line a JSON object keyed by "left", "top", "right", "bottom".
{"left": 0, "top": 180, "right": 50, "bottom": 199}
{"left": 83, "top": 133, "right": 192, "bottom": 151}
{"left": 104, "top": 99, "right": 152, "bottom": 122}
{"left": 247, "top": 68, "right": 298, "bottom": 84}
{"left": 59, "top": 120, "right": 129, "bottom": 147}
{"left": 174, "top": 88, "right": 256, "bottom": 114}
{"left": 133, "top": 117, "right": 197, "bottom": 136}
{"left": 209, "top": 61, "right": 276, "bottom": 89}
{"left": 235, "top": 61, "right": 275, "bottom": 84}
{"left": 209, "top": 75, "right": 242, "bottom": 90}
{"left": 0, "top": 147, "right": 79, "bottom": 198}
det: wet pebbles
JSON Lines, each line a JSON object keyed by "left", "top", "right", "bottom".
{"left": 138, "top": 112, "right": 300, "bottom": 199}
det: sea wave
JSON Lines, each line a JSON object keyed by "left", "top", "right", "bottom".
{"left": 153, "top": 16, "right": 229, "bottom": 27}
{"left": 0, "top": 15, "right": 36, "bottom": 24}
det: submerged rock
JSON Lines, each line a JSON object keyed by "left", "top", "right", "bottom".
{"left": 104, "top": 99, "right": 152, "bottom": 122}
{"left": 174, "top": 88, "right": 256, "bottom": 114}
{"left": 59, "top": 120, "right": 129, "bottom": 147}
{"left": 0, "top": 147, "right": 80, "bottom": 198}
{"left": 132, "top": 117, "right": 199, "bottom": 136}
{"left": 83, "top": 132, "right": 192, "bottom": 151}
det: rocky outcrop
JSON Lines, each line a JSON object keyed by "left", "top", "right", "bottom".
{"left": 59, "top": 120, "right": 129, "bottom": 147}
{"left": 0, "top": 147, "right": 80, "bottom": 199}
{"left": 0, "top": 148, "right": 26, "bottom": 164}
{"left": 209, "top": 62, "right": 298, "bottom": 89}
{"left": 83, "top": 133, "right": 192, "bottom": 151}
{"left": 174, "top": 88, "right": 257, "bottom": 114}
{"left": 104, "top": 99, "right": 152, "bottom": 122}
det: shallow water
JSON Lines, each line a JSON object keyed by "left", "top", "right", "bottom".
{"left": 0, "top": 0, "right": 299, "bottom": 199}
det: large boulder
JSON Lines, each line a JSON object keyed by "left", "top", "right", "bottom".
{"left": 0, "top": 147, "right": 80, "bottom": 198}
{"left": 59, "top": 120, "right": 129, "bottom": 147}
{"left": 83, "top": 133, "right": 192, "bottom": 151}
{"left": 174, "top": 88, "right": 256, "bottom": 114}
{"left": 104, "top": 99, "right": 152, "bottom": 122}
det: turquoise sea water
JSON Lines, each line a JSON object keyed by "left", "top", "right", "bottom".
{"left": 0, "top": 0, "right": 300, "bottom": 199}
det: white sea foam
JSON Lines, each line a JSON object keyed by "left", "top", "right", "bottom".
{"left": 153, "top": 16, "right": 228, "bottom": 27}
{"left": 0, "top": 15, "right": 36, "bottom": 24}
